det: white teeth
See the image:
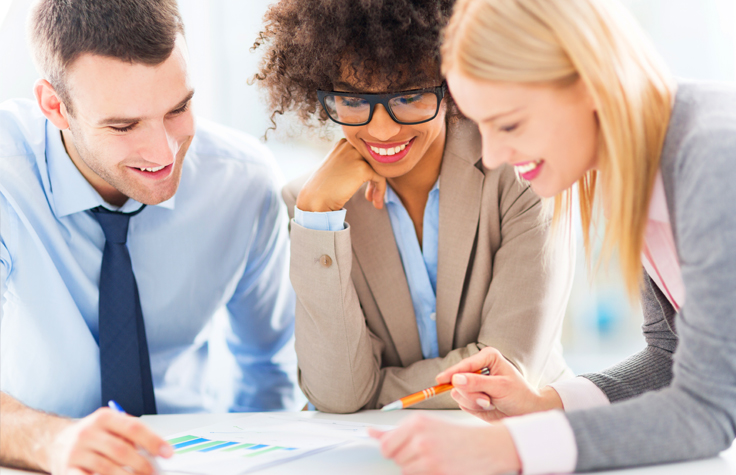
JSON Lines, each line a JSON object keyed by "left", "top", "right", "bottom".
{"left": 369, "top": 141, "right": 410, "bottom": 156}
{"left": 514, "top": 160, "right": 542, "bottom": 175}
{"left": 138, "top": 165, "right": 166, "bottom": 172}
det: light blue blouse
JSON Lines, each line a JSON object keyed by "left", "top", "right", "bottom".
{"left": 294, "top": 179, "right": 440, "bottom": 359}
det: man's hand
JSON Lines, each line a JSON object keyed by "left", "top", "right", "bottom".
{"left": 435, "top": 347, "right": 563, "bottom": 423}
{"left": 0, "top": 393, "right": 172, "bottom": 475}
{"left": 368, "top": 415, "right": 521, "bottom": 475}
{"left": 46, "top": 408, "right": 173, "bottom": 475}
{"left": 296, "top": 139, "right": 387, "bottom": 213}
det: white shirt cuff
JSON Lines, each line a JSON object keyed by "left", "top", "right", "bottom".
{"left": 294, "top": 206, "right": 346, "bottom": 232}
{"left": 503, "top": 411, "right": 577, "bottom": 475}
{"left": 549, "top": 376, "right": 610, "bottom": 411}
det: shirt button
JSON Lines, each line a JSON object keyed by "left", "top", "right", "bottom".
{"left": 430, "top": 312, "right": 437, "bottom": 321}
{"left": 320, "top": 255, "right": 333, "bottom": 268}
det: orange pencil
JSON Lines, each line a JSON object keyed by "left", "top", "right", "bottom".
{"left": 381, "top": 367, "right": 491, "bottom": 411}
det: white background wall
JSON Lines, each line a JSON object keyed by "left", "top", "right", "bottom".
{"left": 2, "top": 0, "right": 736, "bottom": 375}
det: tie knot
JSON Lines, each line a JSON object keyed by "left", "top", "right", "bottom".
{"left": 91, "top": 206, "right": 144, "bottom": 244}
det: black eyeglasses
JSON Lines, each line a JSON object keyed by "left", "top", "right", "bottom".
{"left": 317, "top": 84, "right": 446, "bottom": 126}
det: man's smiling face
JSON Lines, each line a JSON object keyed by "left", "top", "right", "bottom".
{"left": 61, "top": 35, "right": 196, "bottom": 206}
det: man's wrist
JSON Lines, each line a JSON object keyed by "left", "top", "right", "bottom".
{"left": 37, "top": 414, "right": 74, "bottom": 473}
{"left": 0, "top": 391, "right": 73, "bottom": 473}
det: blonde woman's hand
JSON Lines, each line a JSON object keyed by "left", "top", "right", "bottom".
{"left": 436, "top": 347, "right": 563, "bottom": 423}
{"left": 296, "top": 138, "right": 387, "bottom": 213}
{"left": 368, "top": 414, "right": 521, "bottom": 475}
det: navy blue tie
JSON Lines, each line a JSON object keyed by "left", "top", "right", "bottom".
{"left": 92, "top": 206, "right": 157, "bottom": 416}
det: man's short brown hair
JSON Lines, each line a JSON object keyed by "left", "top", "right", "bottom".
{"left": 27, "top": 0, "right": 185, "bottom": 114}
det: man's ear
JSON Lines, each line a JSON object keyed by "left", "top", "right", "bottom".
{"left": 34, "top": 79, "right": 71, "bottom": 130}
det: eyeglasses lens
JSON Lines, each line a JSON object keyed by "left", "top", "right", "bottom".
{"left": 324, "top": 95, "right": 371, "bottom": 124}
{"left": 388, "top": 92, "right": 438, "bottom": 123}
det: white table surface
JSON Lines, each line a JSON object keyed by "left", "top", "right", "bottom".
{"left": 3, "top": 410, "right": 736, "bottom": 474}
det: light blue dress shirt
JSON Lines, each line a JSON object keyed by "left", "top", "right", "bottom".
{"left": 294, "top": 180, "right": 440, "bottom": 359}
{"left": 0, "top": 99, "right": 302, "bottom": 418}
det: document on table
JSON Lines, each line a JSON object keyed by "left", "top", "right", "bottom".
{"left": 158, "top": 414, "right": 394, "bottom": 474}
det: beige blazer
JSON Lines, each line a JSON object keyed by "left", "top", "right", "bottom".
{"left": 283, "top": 119, "right": 573, "bottom": 413}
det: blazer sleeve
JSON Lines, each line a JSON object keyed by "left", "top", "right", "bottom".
{"left": 566, "top": 123, "right": 736, "bottom": 471}
{"left": 290, "top": 221, "right": 387, "bottom": 413}
{"left": 288, "top": 166, "right": 573, "bottom": 413}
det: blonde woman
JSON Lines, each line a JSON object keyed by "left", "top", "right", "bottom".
{"left": 369, "top": 0, "right": 736, "bottom": 473}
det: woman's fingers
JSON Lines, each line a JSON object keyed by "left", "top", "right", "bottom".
{"left": 370, "top": 175, "right": 387, "bottom": 209}
{"left": 450, "top": 389, "right": 494, "bottom": 411}
{"left": 367, "top": 427, "right": 386, "bottom": 440}
{"left": 370, "top": 415, "right": 428, "bottom": 460}
{"left": 452, "top": 373, "right": 509, "bottom": 397}
{"left": 373, "top": 416, "right": 521, "bottom": 475}
{"left": 375, "top": 426, "right": 411, "bottom": 460}
{"left": 435, "top": 347, "right": 505, "bottom": 383}
{"left": 365, "top": 181, "right": 374, "bottom": 202}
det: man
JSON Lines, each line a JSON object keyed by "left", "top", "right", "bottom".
{"left": 0, "top": 0, "right": 301, "bottom": 473}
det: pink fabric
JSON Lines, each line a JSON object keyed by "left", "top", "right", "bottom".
{"left": 503, "top": 411, "right": 578, "bottom": 475}
{"left": 550, "top": 377, "right": 610, "bottom": 411}
{"left": 641, "top": 172, "right": 684, "bottom": 310}
{"left": 508, "top": 172, "right": 683, "bottom": 474}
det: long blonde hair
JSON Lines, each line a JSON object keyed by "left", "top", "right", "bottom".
{"left": 442, "top": 0, "right": 675, "bottom": 299}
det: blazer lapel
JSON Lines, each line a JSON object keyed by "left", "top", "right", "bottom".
{"left": 436, "top": 120, "right": 485, "bottom": 356}
{"left": 347, "top": 191, "right": 424, "bottom": 366}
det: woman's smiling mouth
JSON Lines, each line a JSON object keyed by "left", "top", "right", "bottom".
{"left": 364, "top": 138, "right": 416, "bottom": 163}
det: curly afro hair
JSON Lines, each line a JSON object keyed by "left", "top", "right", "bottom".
{"left": 252, "top": 0, "right": 456, "bottom": 133}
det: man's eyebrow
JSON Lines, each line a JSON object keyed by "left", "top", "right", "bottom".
{"left": 169, "top": 90, "right": 195, "bottom": 113}
{"left": 97, "top": 90, "right": 195, "bottom": 126}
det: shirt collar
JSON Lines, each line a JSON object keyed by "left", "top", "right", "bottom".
{"left": 384, "top": 178, "right": 440, "bottom": 206}
{"left": 45, "top": 120, "right": 175, "bottom": 217}
{"left": 648, "top": 171, "right": 670, "bottom": 224}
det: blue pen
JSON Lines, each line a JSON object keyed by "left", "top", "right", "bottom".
{"left": 107, "top": 400, "right": 163, "bottom": 474}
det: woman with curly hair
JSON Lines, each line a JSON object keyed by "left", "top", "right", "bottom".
{"left": 252, "top": 0, "right": 574, "bottom": 414}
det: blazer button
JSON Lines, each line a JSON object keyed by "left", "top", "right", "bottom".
{"left": 320, "top": 255, "right": 333, "bottom": 268}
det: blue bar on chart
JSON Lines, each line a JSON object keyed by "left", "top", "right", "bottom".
{"left": 172, "top": 438, "right": 210, "bottom": 449}
{"left": 200, "top": 442, "right": 239, "bottom": 452}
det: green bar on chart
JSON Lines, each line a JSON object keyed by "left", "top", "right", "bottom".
{"left": 223, "top": 443, "right": 256, "bottom": 452}
{"left": 167, "top": 435, "right": 198, "bottom": 445}
{"left": 177, "top": 441, "right": 227, "bottom": 454}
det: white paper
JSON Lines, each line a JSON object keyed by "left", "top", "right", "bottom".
{"left": 158, "top": 414, "right": 394, "bottom": 475}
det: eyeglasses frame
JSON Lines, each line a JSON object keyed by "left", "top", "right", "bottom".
{"left": 317, "top": 84, "right": 446, "bottom": 126}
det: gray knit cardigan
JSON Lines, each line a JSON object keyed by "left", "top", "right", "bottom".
{"left": 567, "top": 81, "right": 736, "bottom": 471}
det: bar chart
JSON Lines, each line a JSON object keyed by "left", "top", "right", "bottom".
{"left": 157, "top": 414, "right": 392, "bottom": 474}
{"left": 168, "top": 434, "right": 298, "bottom": 457}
